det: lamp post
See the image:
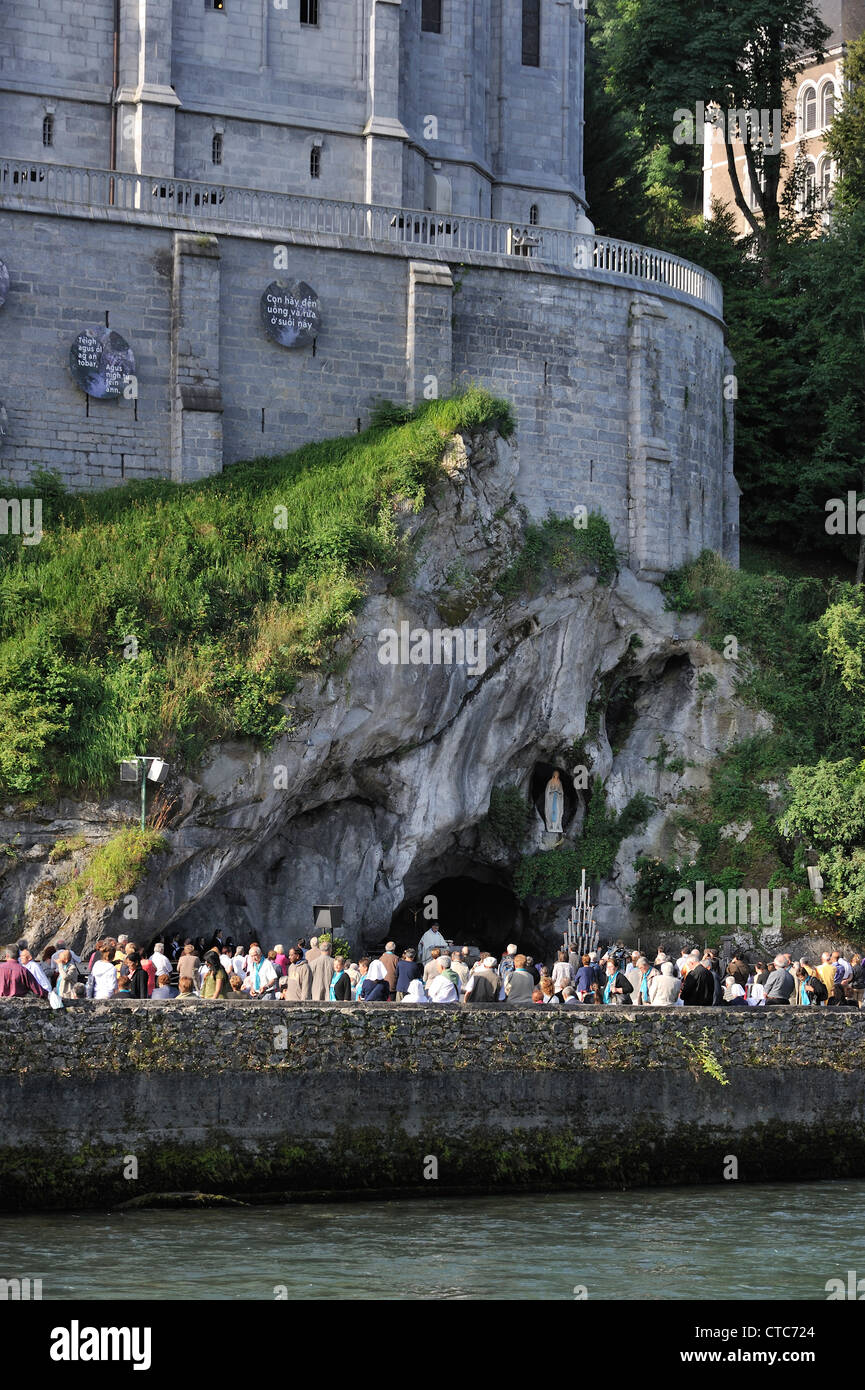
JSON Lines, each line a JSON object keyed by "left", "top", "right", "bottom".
{"left": 119, "top": 756, "right": 168, "bottom": 831}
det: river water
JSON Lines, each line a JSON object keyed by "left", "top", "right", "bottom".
{"left": 2, "top": 1180, "right": 863, "bottom": 1300}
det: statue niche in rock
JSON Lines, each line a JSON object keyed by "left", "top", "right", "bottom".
{"left": 544, "top": 770, "right": 565, "bottom": 834}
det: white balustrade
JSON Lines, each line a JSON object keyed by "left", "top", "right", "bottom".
{"left": 0, "top": 158, "right": 723, "bottom": 315}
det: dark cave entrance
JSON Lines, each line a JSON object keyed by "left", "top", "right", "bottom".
{"left": 389, "top": 874, "right": 540, "bottom": 958}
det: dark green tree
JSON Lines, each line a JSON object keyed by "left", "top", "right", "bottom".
{"left": 604, "top": 0, "right": 830, "bottom": 260}
{"left": 825, "top": 34, "right": 865, "bottom": 210}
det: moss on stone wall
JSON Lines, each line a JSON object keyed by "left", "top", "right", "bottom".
{"left": 2, "top": 1002, "right": 864, "bottom": 1210}
{"left": 3, "top": 1116, "right": 865, "bottom": 1212}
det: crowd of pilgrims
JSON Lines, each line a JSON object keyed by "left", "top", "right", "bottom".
{"left": 1, "top": 924, "right": 864, "bottom": 1007}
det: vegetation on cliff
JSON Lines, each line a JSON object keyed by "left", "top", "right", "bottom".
{"left": 0, "top": 389, "right": 513, "bottom": 798}
{"left": 630, "top": 550, "right": 865, "bottom": 936}
{"left": 496, "top": 513, "right": 619, "bottom": 597}
{"left": 515, "top": 791, "right": 653, "bottom": 902}
{"left": 53, "top": 829, "right": 168, "bottom": 912}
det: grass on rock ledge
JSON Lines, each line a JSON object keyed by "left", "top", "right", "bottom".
{"left": 0, "top": 389, "right": 513, "bottom": 799}
{"left": 54, "top": 828, "right": 168, "bottom": 911}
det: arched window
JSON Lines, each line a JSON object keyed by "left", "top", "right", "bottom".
{"left": 802, "top": 86, "right": 817, "bottom": 134}
{"left": 821, "top": 82, "right": 835, "bottom": 128}
{"left": 802, "top": 158, "right": 817, "bottom": 210}
{"left": 529, "top": 204, "right": 539, "bottom": 225}
{"left": 42, "top": 113, "right": 54, "bottom": 147}
{"left": 819, "top": 156, "right": 833, "bottom": 202}
{"left": 211, "top": 132, "right": 223, "bottom": 165}
{"left": 310, "top": 145, "right": 321, "bottom": 178}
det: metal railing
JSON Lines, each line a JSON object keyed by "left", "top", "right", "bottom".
{"left": 0, "top": 157, "right": 723, "bottom": 315}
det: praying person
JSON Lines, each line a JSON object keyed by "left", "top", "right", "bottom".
{"left": 244, "top": 945, "right": 278, "bottom": 999}
{"left": 403, "top": 977, "right": 430, "bottom": 1004}
{"left": 602, "top": 957, "right": 633, "bottom": 1005}
{"left": 464, "top": 956, "right": 500, "bottom": 1004}
{"left": 88, "top": 947, "right": 118, "bottom": 1000}
{"left": 201, "top": 950, "right": 229, "bottom": 999}
{"left": 395, "top": 948, "right": 420, "bottom": 1001}
{"left": 648, "top": 962, "right": 680, "bottom": 1005}
{"left": 504, "top": 954, "right": 535, "bottom": 1004}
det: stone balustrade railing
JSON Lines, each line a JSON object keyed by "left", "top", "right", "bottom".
{"left": 0, "top": 157, "right": 723, "bottom": 315}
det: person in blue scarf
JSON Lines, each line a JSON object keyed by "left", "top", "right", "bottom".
{"left": 329, "top": 956, "right": 352, "bottom": 1002}
{"left": 795, "top": 965, "right": 813, "bottom": 1006}
{"left": 602, "top": 958, "right": 633, "bottom": 1004}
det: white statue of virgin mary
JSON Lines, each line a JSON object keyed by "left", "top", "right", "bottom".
{"left": 544, "top": 770, "right": 564, "bottom": 833}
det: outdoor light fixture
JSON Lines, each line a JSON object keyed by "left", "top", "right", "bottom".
{"left": 118, "top": 755, "right": 169, "bottom": 830}
{"left": 313, "top": 904, "right": 343, "bottom": 933}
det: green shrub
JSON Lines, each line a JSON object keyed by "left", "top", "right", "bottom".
{"left": 634, "top": 552, "right": 865, "bottom": 936}
{"left": 486, "top": 785, "right": 531, "bottom": 848}
{"left": 496, "top": 512, "right": 619, "bottom": 598}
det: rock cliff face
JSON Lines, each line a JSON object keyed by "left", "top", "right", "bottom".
{"left": 1, "top": 428, "right": 769, "bottom": 959}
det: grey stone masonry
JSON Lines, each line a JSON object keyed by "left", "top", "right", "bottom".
{"left": 115, "top": 0, "right": 179, "bottom": 179}
{"left": 0, "top": 199, "right": 731, "bottom": 571}
{"left": 171, "top": 233, "right": 223, "bottom": 483}
{"left": 0, "top": 0, "right": 735, "bottom": 570}
{"left": 0, "top": 1003, "right": 863, "bottom": 1206}
{"left": 628, "top": 296, "right": 673, "bottom": 582}
{"left": 1, "top": 0, "right": 586, "bottom": 225}
{"left": 406, "top": 259, "right": 453, "bottom": 406}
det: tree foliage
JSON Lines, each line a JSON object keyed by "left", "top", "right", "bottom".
{"left": 825, "top": 33, "right": 865, "bottom": 210}
{"left": 603, "top": 0, "right": 830, "bottom": 253}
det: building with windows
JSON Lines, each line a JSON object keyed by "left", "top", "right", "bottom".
{"left": 0, "top": 1, "right": 738, "bottom": 579}
{"left": 703, "top": 0, "right": 865, "bottom": 230}
{"left": 0, "top": 0, "right": 588, "bottom": 230}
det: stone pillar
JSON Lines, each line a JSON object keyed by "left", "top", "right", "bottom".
{"left": 116, "top": 0, "right": 180, "bottom": 176}
{"left": 171, "top": 234, "right": 223, "bottom": 484}
{"left": 406, "top": 261, "right": 453, "bottom": 407}
{"left": 627, "top": 296, "right": 671, "bottom": 581}
{"left": 364, "top": 0, "right": 409, "bottom": 205}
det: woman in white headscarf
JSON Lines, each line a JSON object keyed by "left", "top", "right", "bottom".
{"left": 402, "top": 977, "right": 429, "bottom": 1004}
{"left": 359, "top": 957, "right": 390, "bottom": 1002}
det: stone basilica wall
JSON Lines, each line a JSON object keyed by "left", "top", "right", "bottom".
{"left": 0, "top": 208, "right": 736, "bottom": 577}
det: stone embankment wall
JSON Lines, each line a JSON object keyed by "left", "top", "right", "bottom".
{"left": 2, "top": 1001, "right": 863, "bottom": 1209}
